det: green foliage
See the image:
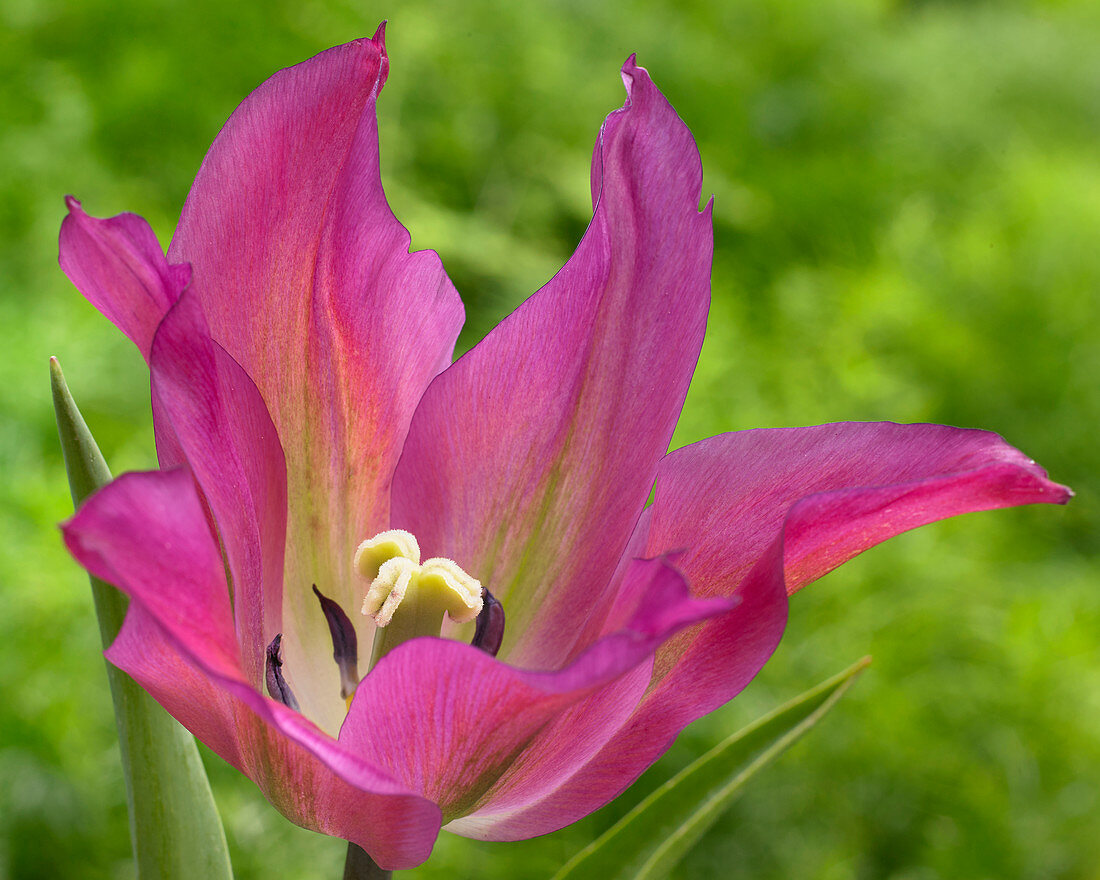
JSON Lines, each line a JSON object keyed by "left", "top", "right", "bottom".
{"left": 1, "top": 0, "right": 1097, "bottom": 878}
{"left": 51, "top": 359, "right": 233, "bottom": 880}
{"left": 555, "top": 659, "right": 870, "bottom": 880}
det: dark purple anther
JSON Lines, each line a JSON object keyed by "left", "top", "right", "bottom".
{"left": 471, "top": 588, "right": 505, "bottom": 656}
{"left": 312, "top": 584, "right": 360, "bottom": 700}
{"left": 265, "top": 633, "right": 300, "bottom": 711}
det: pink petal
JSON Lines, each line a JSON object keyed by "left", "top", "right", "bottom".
{"left": 106, "top": 592, "right": 443, "bottom": 869}
{"left": 340, "top": 556, "right": 730, "bottom": 823}
{"left": 63, "top": 467, "right": 241, "bottom": 679}
{"left": 149, "top": 291, "right": 287, "bottom": 691}
{"left": 58, "top": 196, "right": 189, "bottom": 359}
{"left": 465, "top": 422, "right": 1070, "bottom": 840}
{"left": 165, "top": 30, "right": 464, "bottom": 690}
{"left": 647, "top": 422, "right": 1073, "bottom": 602}
{"left": 66, "top": 467, "right": 441, "bottom": 868}
{"left": 393, "top": 57, "right": 712, "bottom": 669}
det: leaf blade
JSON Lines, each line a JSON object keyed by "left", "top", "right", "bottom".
{"left": 51, "top": 356, "right": 234, "bottom": 880}
{"left": 554, "top": 657, "right": 871, "bottom": 880}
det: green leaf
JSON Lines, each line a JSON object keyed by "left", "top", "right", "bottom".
{"left": 554, "top": 656, "right": 871, "bottom": 880}
{"left": 51, "top": 357, "right": 234, "bottom": 880}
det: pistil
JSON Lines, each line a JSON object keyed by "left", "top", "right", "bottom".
{"left": 355, "top": 530, "right": 483, "bottom": 668}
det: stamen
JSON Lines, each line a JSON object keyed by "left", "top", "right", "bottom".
{"left": 471, "top": 588, "right": 505, "bottom": 657}
{"left": 264, "top": 633, "right": 299, "bottom": 711}
{"left": 312, "top": 584, "right": 360, "bottom": 702}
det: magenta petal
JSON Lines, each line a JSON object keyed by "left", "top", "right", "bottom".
{"left": 58, "top": 196, "right": 189, "bottom": 359}
{"left": 465, "top": 422, "right": 1070, "bottom": 840}
{"left": 149, "top": 291, "right": 288, "bottom": 690}
{"left": 393, "top": 58, "right": 712, "bottom": 669}
{"left": 106, "top": 592, "right": 443, "bottom": 869}
{"left": 67, "top": 466, "right": 441, "bottom": 867}
{"left": 167, "top": 33, "right": 464, "bottom": 658}
{"left": 647, "top": 422, "right": 1073, "bottom": 600}
{"left": 454, "top": 550, "right": 784, "bottom": 842}
{"left": 62, "top": 467, "right": 241, "bottom": 680}
{"left": 340, "top": 556, "right": 730, "bottom": 823}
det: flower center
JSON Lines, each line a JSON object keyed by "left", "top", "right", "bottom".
{"left": 355, "top": 530, "right": 483, "bottom": 668}
{"left": 264, "top": 532, "right": 503, "bottom": 715}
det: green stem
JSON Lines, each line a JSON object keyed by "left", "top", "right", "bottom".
{"left": 343, "top": 842, "right": 392, "bottom": 880}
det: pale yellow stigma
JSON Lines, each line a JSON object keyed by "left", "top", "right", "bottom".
{"left": 354, "top": 529, "right": 422, "bottom": 579}
{"left": 354, "top": 530, "right": 483, "bottom": 667}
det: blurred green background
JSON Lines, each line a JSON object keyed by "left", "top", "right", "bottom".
{"left": 1, "top": 0, "right": 1097, "bottom": 877}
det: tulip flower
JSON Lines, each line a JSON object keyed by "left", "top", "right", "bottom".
{"left": 57, "top": 27, "right": 1070, "bottom": 869}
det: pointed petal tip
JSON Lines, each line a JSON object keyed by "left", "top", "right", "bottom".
{"left": 1027, "top": 459, "right": 1072, "bottom": 503}
{"left": 636, "top": 551, "right": 740, "bottom": 615}
{"left": 616, "top": 53, "right": 659, "bottom": 113}
{"left": 619, "top": 54, "right": 640, "bottom": 99}
{"left": 1049, "top": 482, "right": 1074, "bottom": 504}
{"left": 988, "top": 436, "right": 1072, "bottom": 504}
{"left": 620, "top": 53, "right": 654, "bottom": 89}
{"left": 64, "top": 194, "right": 81, "bottom": 214}
{"left": 333, "top": 28, "right": 387, "bottom": 81}
{"left": 625, "top": 553, "right": 737, "bottom": 637}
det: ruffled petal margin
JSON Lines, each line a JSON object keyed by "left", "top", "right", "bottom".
{"left": 58, "top": 197, "right": 189, "bottom": 360}
{"left": 393, "top": 56, "right": 712, "bottom": 670}
{"left": 165, "top": 29, "right": 465, "bottom": 706}
{"left": 454, "top": 422, "right": 1070, "bottom": 839}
